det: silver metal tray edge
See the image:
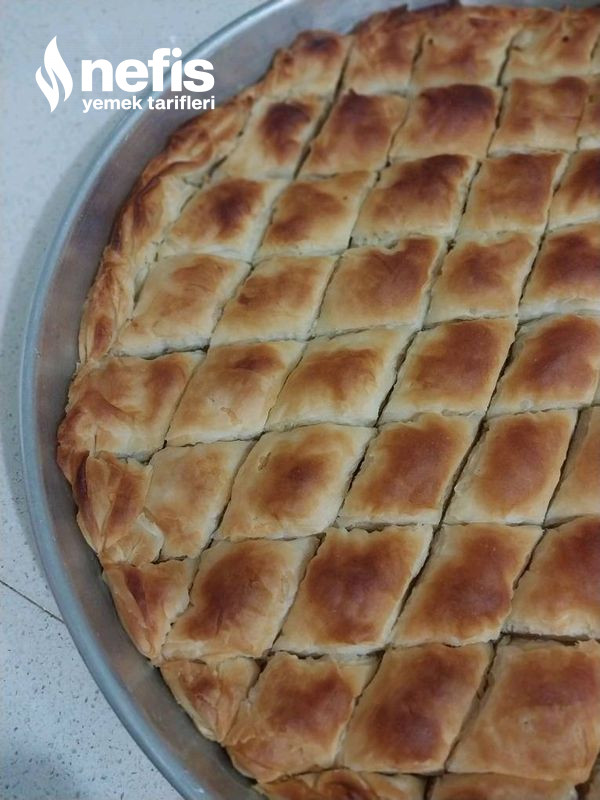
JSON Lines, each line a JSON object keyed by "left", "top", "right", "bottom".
{"left": 19, "top": 0, "right": 596, "bottom": 798}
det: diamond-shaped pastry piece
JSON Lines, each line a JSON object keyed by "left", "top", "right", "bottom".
{"left": 258, "top": 172, "right": 374, "bottom": 258}
{"left": 103, "top": 558, "right": 196, "bottom": 662}
{"left": 275, "top": 525, "right": 432, "bottom": 656}
{"left": 503, "top": 8, "right": 600, "bottom": 82}
{"left": 225, "top": 652, "right": 375, "bottom": 782}
{"left": 490, "top": 78, "right": 588, "bottom": 154}
{"left": 218, "top": 424, "right": 373, "bottom": 541}
{"left": 427, "top": 234, "right": 538, "bottom": 324}
{"left": 506, "top": 516, "right": 600, "bottom": 638}
{"left": 163, "top": 538, "right": 317, "bottom": 662}
{"left": 391, "top": 84, "right": 501, "bottom": 159}
{"left": 262, "top": 771, "right": 425, "bottom": 800}
{"left": 342, "top": 643, "right": 491, "bottom": 773}
{"left": 430, "top": 773, "right": 577, "bottom": 800}
{"left": 339, "top": 414, "right": 478, "bottom": 528}
{"left": 459, "top": 153, "right": 565, "bottom": 236}
{"left": 160, "top": 658, "right": 259, "bottom": 742}
{"left": 343, "top": 7, "right": 423, "bottom": 95}
{"left": 353, "top": 156, "right": 476, "bottom": 244}
{"left": 489, "top": 315, "right": 600, "bottom": 416}
{"left": 449, "top": 639, "right": 600, "bottom": 783}
{"left": 212, "top": 256, "right": 335, "bottom": 345}
{"left": 167, "top": 340, "right": 303, "bottom": 446}
{"left": 57, "top": 352, "right": 199, "bottom": 480}
{"left": 446, "top": 410, "right": 576, "bottom": 525}
{"left": 579, "top": 77, "right": 600, "bottom": 149}
{"left": 519, "top": 225, "right": 600, "bottom": 320}
{"left": 549, "top": 149, "right": 600, "bottom": 229}
{"left": 72, "top": 453, "right": 160, "bottom": 566}
{"left": 394, "top": 523, "right": 541, "bottom": 646}
{"left": 114, "top": 254, "right": 250, "bottom": 356}
{"left": 547, "top": 408, "right": 600, "bottom": 523}
{"left": 301, "top": 92, "right": 407, "bottom": 176}
{"left": 263, "top": 30, "right": 352, "bottom": 98}
{"left": 316, "top": 237, "right": 443, "bottom": 335}
{"left": 382, "top": 318, "right": 516, "bottom": 421}
{"left": 267, "top": 329, "right": 411, "bottom": 429}
{"left": 217, "top": 95, "right": 325, "bottom": 179}
{"left": 161, "top": 177, "right": 286, "bottom": 261}
{"left": 412, "top": 7, "right": 520, "bottom": 88}
{"left": 145, "top": 441, "right": 251, "bottom": 558}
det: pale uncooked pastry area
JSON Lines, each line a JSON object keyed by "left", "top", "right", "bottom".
{"left": 1, "top": 2, "right": 261, "bottom": 798}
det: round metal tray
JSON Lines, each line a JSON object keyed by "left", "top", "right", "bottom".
{"left": 19, "top": 0, "right": 595, "bottom": 797}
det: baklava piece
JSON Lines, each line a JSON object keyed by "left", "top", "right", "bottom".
{"left": 395, "top": 523, "right": 541, "bottom": 646}
{"left": 219, "top": 423, "right": 373, "bottom": 540}
{"left": 342, "top": 643, "right": 491, "bottom": 773}
{"left": 426, "top": 234, "right": 538, "bottom": 324}
{"left": 549, "top": 149, "right": 600, "bottom": 229}
{"left": 160, "top": 657, "right": 259, "bottom": 742}
{"left": 382, "top": 318, "right": 516, "bottom": 421}
{"left": 430, "top": 773, "right": 577, "bottom": 800}
{"left": 579, "top": 77, "right": 600, "bottom": 149}
{"left": 163, "top": 538, "right": 316, "bottom": 661}
{"left": 449, "top": 639, "right": 600, "bottom": 783}
{"left": 212, "top": 255, "right": 335, "bottom": 345}
{"left": 339, "top": 414, "right": 478, "bottom": 528}
{"left": 446, "top": 410, "right": 576, "bottom": 524}
{"left": 275, "top": 525, "right": 432, "bottom": 656}
{"left": 225, "top": 652, "right": 374, "bottom": 782}
{"left": 167, "top": 340, "right": 302, "bottom": 445}
{"left": 262, "top": 771, "right": 425, "bottom": 800}
{"left": 316, "top": 237, "right": 443, "bottom": 334}
{"left": 267, "top": 328, "right": 410, "bottom": 429}
{"left": 507, "top": 516, "right": 600, "bottom": 639}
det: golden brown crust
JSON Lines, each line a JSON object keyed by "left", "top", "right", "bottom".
{"left": 547, "top": 408, "right": 600, "bottom": 523}
{"left": 219, "top": 95, "right": 326, "bottom": 179}
{"left": 489, "top": 315, "right": 600, "bottom": 416}
{"left": 391, "top": 84, "right": 501, "bottom": 159}
{"left": 344, "top": 8, "right": 423, "bottom": 95}
{"left": 145, "top": 441, "right": 251, "bottom": 558}
{"left": 354, "top": 155, "right": 475, "bottom": 244}
{"left": 164, "top": 538, "right": 316, "bottom": 662}
{"left": 301, "top": 91, "right": 407, "bottom": 176}
{"left": 507, "top": 516, "right": 600, "bottom": 638}
{"left": 219, "top": 424, "right": 373, "bottom": 541}
{"left": 72, "top": 453, "right": 159, "bottom": 566}
{"left": 225, "top": 652, "right": 374, "bottom": 782}
{"left": 262, "top": 770, "right": 425, "bottom": 800}
{"left": 448, "top": 639, "right": 600, "bottom": 782}
{"left": 212, "top": 256, "right": 335, "bottom": 345}
{"left": 263, "top": 30, "right": 352, "bottom": 99}
{"left": 259, "top": 172, "right": 373, "bottom": 258}
{"left": 166, "top": 340, "right": 302, "bottom": 446}
{"left": 57, "top": 352, "right": 199, "bottom": 482}
{"left": 339, "top": 414, "right": 477, "bottom": 528}
{"left": 427, "top": 234, "right": 538, "bottom": 324}
{"left": 160, "top": 657, "right": 259, "bottom": 742}
{"left": 342, "top": 643, "right": 491, "bottom": 773}
{"left": 446, "top": 410, "right": 576, "bottom": 525}
{"left": 267, "top": 329, "right": 411, "bottom": 429}
{"left": 519, "top": 224, "right": 600, "bottom": 320}
{"left": 394, "top": 523, "right": 541, "bottom": 646}
{"left": 382, "top": 318, "right": 516, "bottom": 420}
{"left": 549, "top": 149, "right": 600, "bottom": 229}
{"left": 460, "top": 152, "right": 565, "bottom": 236}
{"left": 491, "top": 78, "right": 589, "bottom": 154}
{"left": 114, "top": 253, "right": 250, "bottom": 356}
{"left": 275, "top": 525, "right": 432, "bottom": 655}
{"left": 430, "top": 773, "right": 577, "bottom": 800}
{"left": 102, "top": 558, "right": 196, "bottom": 662}
{"left": 579, "top": 77, "right": 600, "bottom": 149}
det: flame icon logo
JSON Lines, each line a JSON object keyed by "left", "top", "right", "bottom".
{"left": 36, "top": 37, "right": 73, "bottom": 112}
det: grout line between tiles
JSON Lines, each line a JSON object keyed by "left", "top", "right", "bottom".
{"left": 0, "top": 578, "right": 64, "bottom": 625}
